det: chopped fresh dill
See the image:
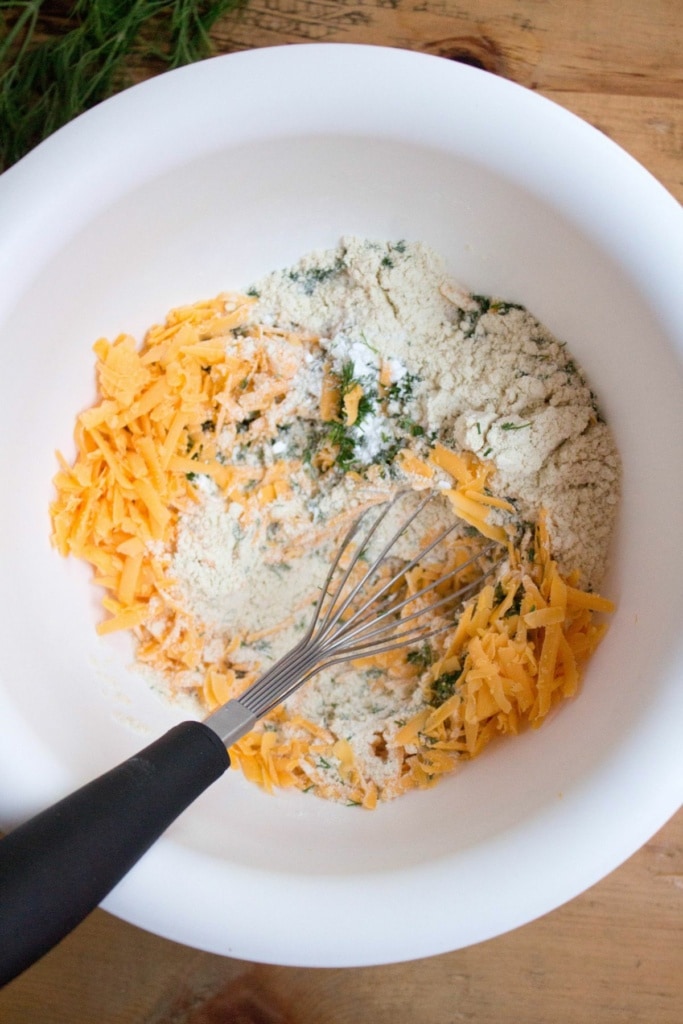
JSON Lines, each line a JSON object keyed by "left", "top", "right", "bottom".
{"left": 236, "top": 410, "right": 260, "bottom": 433}
{"left": 470, "top": 294, "right": 492, "bottom": 314}
{"left": 406, "top": 642, "right": 434, "bottom": 669}
{"left": 372, "top": 438, "right": 402, "bottom": 468}
{"left": 268, "top": 562, "right": 292, "bottom": 578}
{"left": 325, "top": 419, "right": 357, "bottom": 470}
{"left": 461, "top": 293, "right": 513, "bottom": 339}
{"left": 490, "top": 300, "right": 525, "bottom": 315}
{"left": 387, "top": 371, "right": 420, "bottom": 403}
{"left": 468, "top": 296, "right": 524, "bottom": 318}
{"left": 338, "top": 361, "right": 375, "bottom": 424}
{"left": 504, "top": 586, "right": 523, "bottom": 618}
{"left": 288, "top": 258, "right": 345, "bottom": 295}
{"left": 398, "top": 416, "right": 424, "bottom": 437}
{"left": 321, "top": 360, "right": 378, "bottom": 470}
{"left": 338, "top": 359, "right": 357, "bottom": 393}
{"left": 358, "top": 331, "right": 379, "bottom": 354}
{"left": 501, "top": 421, "right": 531, "bottom": 431}
{"left": 429, "top": 670, "right": 463, "bottom": 707}
{"left": 355, "top": 393, "right": 375, "bottom": 425}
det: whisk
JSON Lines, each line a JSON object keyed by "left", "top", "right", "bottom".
{"left": 208, "top": 489, "right": 502, "bottom": 745}
{"left": 0, "top": 490, "right": 502, "bottom": 986}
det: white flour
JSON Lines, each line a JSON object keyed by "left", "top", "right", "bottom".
{"left": 250, "top": 237, "right": 620, "bottom": 587}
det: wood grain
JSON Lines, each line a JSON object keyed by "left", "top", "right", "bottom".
{"left": 2, "top": 811, "right": 681, "bottom": 1023}
{"left": 213, "top": 0, "right": 683, "bottom": 97}
{"left": 208, "top": 0, "right": 683, "bottom": 201}
{"left": 1, "top": 0, "right": 681, "bottom": 1018}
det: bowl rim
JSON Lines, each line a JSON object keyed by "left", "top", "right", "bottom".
{"left": 1, "top": 43, "right": 682, "bottom": 967}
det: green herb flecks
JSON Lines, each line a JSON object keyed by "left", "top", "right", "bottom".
{"left": 288, "top": 257, "right": 345, "bottom": 295}
{"left": 460, "top": 294, "right": 525, "bottom": 339}
{"left": 387, "top": 371, "right": 421, "bottom": 404}
{"left": 505, "top": 586, "right": 523, "bottom": 618}
{"left": 236, "top": 410, "right": 260, "bottom": 433}
{"left": 406, "top": 642, "right": 434, "bottom": 670}
{"left": 379, "top": 239, "right": 408, "bottom": 270}
{"left": 323, "top": 360, "right": 377, "bottom": 471}
{"left": 500, "top": 421, "right": 531, "bottom": 431}
{"left": 338, "top": 360, "right": 375, "bottom": 425}
{"left": 429, "top": 670, "right": 462, "bottom": 707}
{"left": 0, "top": 0, "right": 245, "bottom": 172}
{"left": 489, "top": 300, "right": 525, "bottom": 315}
{"left": 325, "top": 419, "right": 357, "bottom": 471}
{"left": 398, "top": 416, "right": 424, "bottom": 437}
{"left": 492, "top": 580, "right": 522, "bottom": 618}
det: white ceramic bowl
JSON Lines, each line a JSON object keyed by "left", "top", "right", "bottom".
{"left": 0, "top": 44, "right": 681, "bottom": 968}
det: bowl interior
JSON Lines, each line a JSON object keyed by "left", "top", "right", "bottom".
{"left": 0, "top": 46, "right": 681, "bottom": 966}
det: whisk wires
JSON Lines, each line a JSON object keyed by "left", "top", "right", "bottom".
{"left": 206, "top": 490, "right": 504, "bottom": 744}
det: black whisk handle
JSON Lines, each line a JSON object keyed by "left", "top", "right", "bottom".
{"left": 0, "top": 721, "right": 229, "bottom": 987}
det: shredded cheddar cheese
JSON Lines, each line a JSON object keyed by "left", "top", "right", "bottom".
{"left": 50, "top": 282, "right": 615, "bottom": 809}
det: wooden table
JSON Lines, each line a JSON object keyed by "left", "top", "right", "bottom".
{"left": 1, "top": 1, "right": 681, "bottom": 1020}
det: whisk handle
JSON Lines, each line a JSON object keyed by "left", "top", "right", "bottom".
{"left": 0, "top": 721, "right": 229, "bottom": 987}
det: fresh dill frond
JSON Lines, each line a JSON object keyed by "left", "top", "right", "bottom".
{"left": 0, "top": 0, "right": 245, "bottom": 172}
{"left": 406, "top": 642, "right": 434, "bottom": 670}
{"left": 429, "top": 670, "right": 462, "bottom": 707}
{"left": 387, "top": 371, "right": 420, "bottom": 404}
{"left": 288, "top": 257, "right": 345, "bottom": 295}
{"left": 318, "top": 359, "right": 378, "bottom": 470}
{"left": 338, "top": 359, "right": 358, "bottom": 395}
{"left": 325, "top": 418, "right": 357, "bottom": 470}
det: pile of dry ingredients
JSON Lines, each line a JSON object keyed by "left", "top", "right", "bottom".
{"left": 50, "top": 237, "right": 620, "bottom": 808}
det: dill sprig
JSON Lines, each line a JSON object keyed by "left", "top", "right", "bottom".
{"left": 323, "top": 359, "right": 376, "bottom": 471}
{"left": 0, "top": 0, "right": 244, "bottom": 172}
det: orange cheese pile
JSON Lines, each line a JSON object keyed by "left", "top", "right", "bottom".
{"left": 388, "top": 510, "right": 614, "bottom": 789}
{"left": 50, "top": 295, "right": 307, "bottom": 692}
